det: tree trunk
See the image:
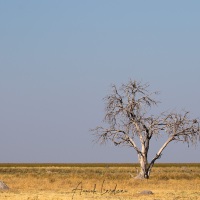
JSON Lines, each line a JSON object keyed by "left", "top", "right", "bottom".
{"left": 135, "top": 154, "right": 150, "bottom": 179}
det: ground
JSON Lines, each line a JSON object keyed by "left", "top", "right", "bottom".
{"left": 0, "top": 163, "right": 199, "bottom": 200}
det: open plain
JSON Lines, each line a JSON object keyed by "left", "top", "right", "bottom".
{"left": 0, "top": 163, "right": 199, "bottom": 200}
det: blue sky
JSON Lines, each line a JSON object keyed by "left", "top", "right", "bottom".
{"left": 0, "top": 1, "right": 200, "bottom": 163}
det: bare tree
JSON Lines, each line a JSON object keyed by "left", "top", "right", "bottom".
{"left": 91, "top": 80, "right": 200, "bottom": 179}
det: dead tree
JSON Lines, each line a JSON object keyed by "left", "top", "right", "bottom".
{"left": 91, "top": 80, "right": 200, "bottom": 179}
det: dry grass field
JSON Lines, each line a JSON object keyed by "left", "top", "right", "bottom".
{"left": 0, "top": 163, "right": 199, "bottom": 200}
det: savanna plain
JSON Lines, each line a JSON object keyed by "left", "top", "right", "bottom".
{"left": 0, "top": 163, "right": 199, "bottom": 200}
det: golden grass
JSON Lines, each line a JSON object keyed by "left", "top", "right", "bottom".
{"left": 0, "top": 163, "right": 199, "bottom": 200}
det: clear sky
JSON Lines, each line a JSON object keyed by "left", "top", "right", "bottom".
{"left": 0, "top": 1, "right": 200, "bottom": 163}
